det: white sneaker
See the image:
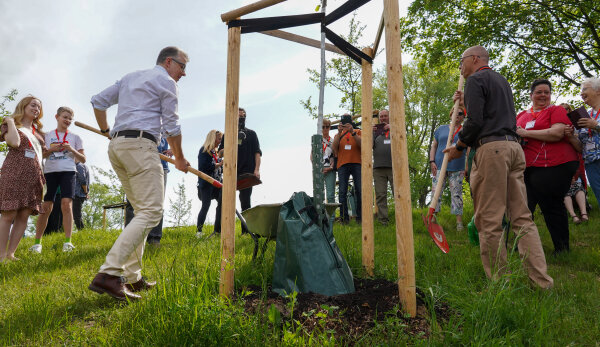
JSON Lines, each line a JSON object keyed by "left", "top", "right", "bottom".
{"left": 62, "top": 242, "right": 75, "bottom": 252}
{"left": 195, "top": 232, "right": 203, "bottom": 239}
{"left": 29, "top": 244, "right": 42, "bottom": 253}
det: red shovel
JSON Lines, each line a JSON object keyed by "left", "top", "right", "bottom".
{"left": 423, "top": 75, "right": 465, "bottom": 254}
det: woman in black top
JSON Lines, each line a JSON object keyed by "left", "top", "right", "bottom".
{"left": 196, "top": 130, "right": 223, "bottom": 237}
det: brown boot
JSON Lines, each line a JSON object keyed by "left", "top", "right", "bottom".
{"left": 126, "top": 277, "right": 157, "bottom": 292}
{"left": 88, "top": 273, "right": 141, "bottom": 301}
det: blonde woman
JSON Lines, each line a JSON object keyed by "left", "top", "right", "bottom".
{"left": 0, "top": 96, "right": 46, "bottom": 261}
{"left": 196, "top": 130, "right": 223, "bottom": 237}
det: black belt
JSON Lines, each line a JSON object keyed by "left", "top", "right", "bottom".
{"left": 114, "top": 130, "right": 156, "bottom": 143}
{"left": 477, "top": 134, "right": 518, "bottom": 147}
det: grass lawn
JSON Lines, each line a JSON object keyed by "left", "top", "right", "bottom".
{"left": 1, "top": 200, "right": 599, "bottom": 346}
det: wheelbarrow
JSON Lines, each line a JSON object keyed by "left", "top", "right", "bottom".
{"left": 238, "top": 202, "right": 340, "bottom": 261}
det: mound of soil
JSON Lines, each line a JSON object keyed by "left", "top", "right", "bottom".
{"left": 238, "top": 278, "right": 452, "bottom": 341}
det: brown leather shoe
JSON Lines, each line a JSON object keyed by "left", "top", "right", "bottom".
{"left": 88, "top": 273, "right": 141, "bottom": 301}
{"left": 125, "top": 277, "right": 157, "bottom": 292}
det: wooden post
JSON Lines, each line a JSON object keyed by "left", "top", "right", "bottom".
{"left": 102, "top": 208, "right": 106, "bottom": 230}
{"left": 360, "top": 47, "right": 375, "bottom": 276}
{"left": 383, "top": 0, "right": 416, "bottom": 316}
{"left": 220, "top": 25, "right": 241, "bottom": 298}
{"left": 221, "top": 0, "right": 287, "bottom": 22}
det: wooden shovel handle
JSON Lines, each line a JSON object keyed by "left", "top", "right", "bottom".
{"left": 429, "top": 75, "right": 465, "bottom": 211}
{"left": 74, "top": 121, "right": 222, "bottom": 188}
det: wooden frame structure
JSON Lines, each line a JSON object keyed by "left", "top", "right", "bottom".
{"left": 219, "top": 0, "right": 416, "bottom": 316}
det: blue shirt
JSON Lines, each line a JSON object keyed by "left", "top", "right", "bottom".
{"left": 90, "top": 65, "right": 182, "bottom": 143}
{"left": 157, "top": 137, "right": 170, "bottom": 172}
{"left": 75, "top": 162, "right": 90, "bottom": 198}
{"left": 434, "top": 124, "right": 466, "bottom": 172}
{"left": 577, "top": 121, "right": 600, "bottom": 164}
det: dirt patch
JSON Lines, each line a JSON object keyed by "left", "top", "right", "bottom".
{"left": 238, "top": 278, "right": 453, "bottom": 341}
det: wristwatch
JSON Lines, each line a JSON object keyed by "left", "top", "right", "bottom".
{"left": 101, "top": 127, "right": 110, "bottom": 134}
{"left": 456, "top": 144, "right": 466, "bottom": 151}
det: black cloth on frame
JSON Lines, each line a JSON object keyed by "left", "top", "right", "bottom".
{"left": 324, "top": 0, "right": 372, "bottom": 26}
{"left": 323, "top": 26, "right": 373, "bottom": 64}
{"left": 228, "top": 13, "right": 324, "bottom": 34}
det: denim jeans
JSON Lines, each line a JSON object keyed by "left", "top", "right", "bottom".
{"left": 324, "top": 170, "right": 336, "bottom": 204}
{"left": 338, "top": 163, "right": 361, "bottom": 222}
{"left": 585, "top": 159, "right": 600, "bottom": 207}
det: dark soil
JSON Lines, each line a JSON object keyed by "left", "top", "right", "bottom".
{"left": 238, "top": 278, "right": 453, "bottom": 342}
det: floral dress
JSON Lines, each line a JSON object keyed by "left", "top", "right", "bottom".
{"left": 0, "top": 124, "right": 46, "bottom": 214}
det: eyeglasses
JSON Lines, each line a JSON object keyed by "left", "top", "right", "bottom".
{"left": 171, "top": 57, "right": 186, "bottom": 71}
{"left": 459, "top": 55, "right": 479, "bottom": 67}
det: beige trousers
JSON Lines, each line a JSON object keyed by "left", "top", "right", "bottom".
{"left": 99, "top": 136, "right": 164, "bottom": 282}
{"left": 471, "top": 141, "right": 553, "bottom": 289}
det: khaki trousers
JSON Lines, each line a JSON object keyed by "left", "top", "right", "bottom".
{"left": 471, "top": 141, "right": 553, "bottom": 289}
{"left": 99, "top": 136, "right": 164, "bottom": 282}
{"left": 373, "top": 167, "right": 393, "bottom": 222}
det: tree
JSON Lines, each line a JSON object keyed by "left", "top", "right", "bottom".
{"left": 400, "top": 0, "right": 600, "bottom": 107}
{"left": 0, "top": 89, "right": 18, "bottom": 155}
{"left": 301, "top": 13, "right": 368, "bottom": 118}
{"left": 168, "top": 179, "right": 192, "bottom": 227}
{"left": 83, "top": 166, "right": 125, "bottom": 230}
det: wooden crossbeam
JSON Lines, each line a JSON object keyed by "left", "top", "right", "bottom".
{"left": 372, "top": 11, "right": 384, "bottom": 57}
{"left": 260, "top": 29, "right": 346, "bottom": 55}
{"left": 221, "top": 0, "right": 287, "bottom": 22}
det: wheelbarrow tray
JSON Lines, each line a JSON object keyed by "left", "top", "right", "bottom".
{"left": 241, "top": 203, "right": 340, "bottom": 261}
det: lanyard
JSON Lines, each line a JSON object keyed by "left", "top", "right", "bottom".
{"left": 344, "top": 131, "right": 353, "bottom": 142}
{"left": 589, "top": 109, "right": 600, "bottom": 137}
{"left": 385, "top": 130, "right": 390, "bottom": 139}
{"left": 529, "top": 107, "right": 543, "bottom": 120}
{"left": 452, "top": 125, "right": 462, "bottom": 143}
{"left": 211, "top": 150, "right": 218, "bottom": 164}
{"left": 477, "top": 66, "right": 491, "bottom": 72}
{"left": 322, "top": 136, "right": 330, "bottom": 153}
{"left": 55, "top": 129, "right": 68, "bottom": 144}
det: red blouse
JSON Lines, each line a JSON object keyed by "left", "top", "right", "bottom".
{"left": 516, "top": 105, "right": 578, "bottom": 167}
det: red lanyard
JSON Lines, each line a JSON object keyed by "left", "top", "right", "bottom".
{"left": 345, "top": 131, "right": 352, "bottom": 142}
{"left": 385, "top": 130, "right": 390, "bottom": 139}
{"left": 211, "top": 150, "right": 218, "bottom": 164}
{"left": 55, "top": 129, "right": 68, "bottom": 144}
{"left": 322, "top": 136, "right": 330, "bottom": 153}
{"left": 529, "top": 107, "right": 543, "bottom": 120}
{"left": 589, "top": 109, "right": 600, "bottom": 137}
{"left": 452, "top": 125, "right": 462, "bottom": 143}
{"left": 477, "top": 66, "right": 491, "bottom": 72}
{"left": 28, "top": 126, "right": 38, "bottom": 147}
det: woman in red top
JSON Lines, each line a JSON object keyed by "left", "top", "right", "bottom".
{"left": 516, "top": 79, "right": 579, "bottom": 253}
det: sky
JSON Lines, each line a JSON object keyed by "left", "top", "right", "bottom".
{"left": 0, "top": 0, "right": 411, "bottom": 227}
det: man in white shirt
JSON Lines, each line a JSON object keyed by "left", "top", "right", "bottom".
{"left": 89, "top": 46, "right": 190, "bottom": 300}
{"left": 30, "top": 106, "right": 85, "bottom": 253}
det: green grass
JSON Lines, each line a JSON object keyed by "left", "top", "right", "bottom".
{"left": 1, "top": 202, "right": 599, "bottom": 346}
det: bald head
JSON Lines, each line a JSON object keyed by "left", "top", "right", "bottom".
{"left": 460, "top": 45, "right": 490, "bottom": 78}
{"left": 464, "top": 46, "right": 489, "bottom": 62}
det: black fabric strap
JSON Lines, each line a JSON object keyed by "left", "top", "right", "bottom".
{"left": 228, "top": 13, "right": 324, "bottom": 34}
{"left": 325, "top": 0, "right": 372, "bottom": 26}
{"left": 323, "top": 27, "right": 373, "bottom": 64}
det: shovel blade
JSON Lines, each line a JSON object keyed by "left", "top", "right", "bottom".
{"left": 428, "top": 222, "right": 450, "bottom": 253}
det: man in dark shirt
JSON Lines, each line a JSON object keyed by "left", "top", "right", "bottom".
{"left": 445, "top": 45, "right": 553, "bottom": 289}
{"left": 219, "top": 107, "right": 262, "bottom": 211}
{"left": 373, "top": 109, "right": 393, "bottom": 224}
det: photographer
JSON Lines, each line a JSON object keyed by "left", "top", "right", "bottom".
{"left": 332, "top": 114, "right": 361, "bottom": 224}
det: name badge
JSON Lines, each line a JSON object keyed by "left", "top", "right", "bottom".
{"left": 24, "top": 149, "right": 36, "bottom": 159}
{"left": 383, "top": 139, "right": 391, "bottom": 145}
{"left": 344, "top": 145, "right": 352, "bottom": 150}
{"left": 53, "top": 151, "right": 65, "bottom": 158}
{"left": 525, "top": 120, "right": 536, "bottom": 130}
{"left": 585, "top": 141, "right": 596, "bottom": 151}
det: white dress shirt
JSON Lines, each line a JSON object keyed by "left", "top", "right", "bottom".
{"left": 90, "top": 65, "right": 182, "bottom": 142}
